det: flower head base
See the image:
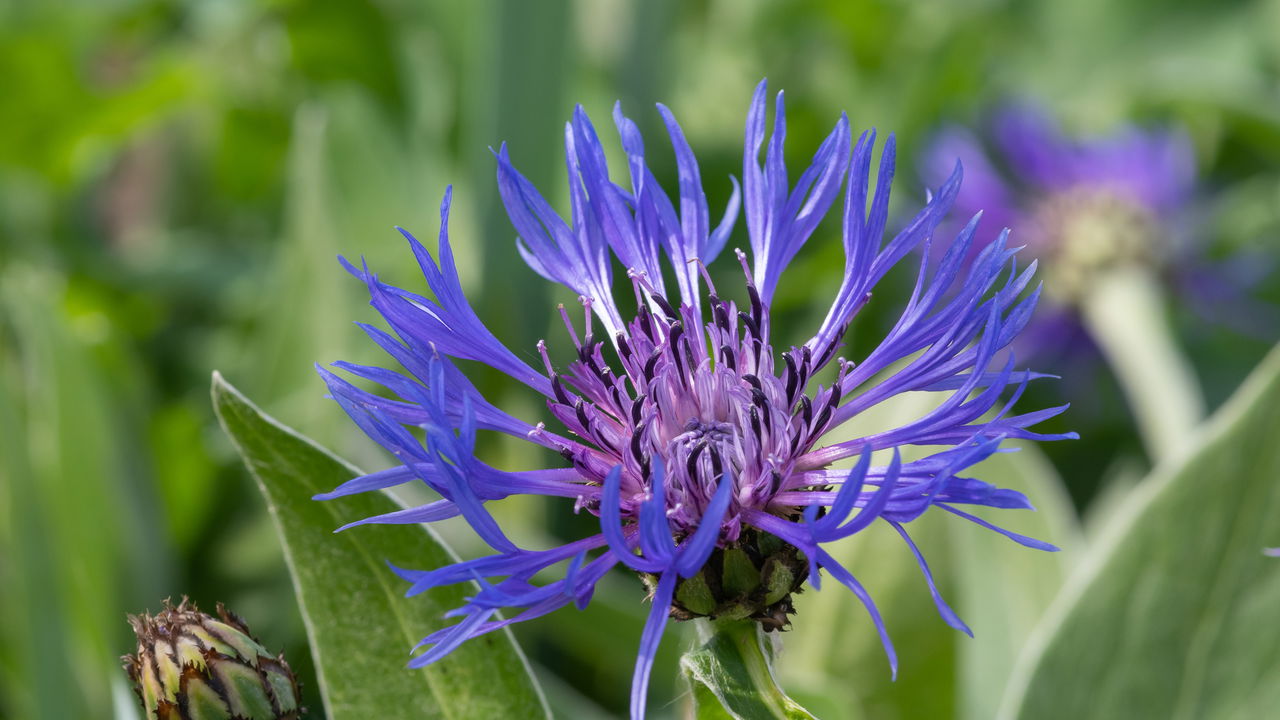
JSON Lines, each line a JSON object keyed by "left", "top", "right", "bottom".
{"left": 318, "top": 80, "right": 1074, "bottom": 719}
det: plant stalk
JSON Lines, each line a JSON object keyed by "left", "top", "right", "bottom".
{"left": 1079, "top": 264, "right": 1204, "bottom": 463}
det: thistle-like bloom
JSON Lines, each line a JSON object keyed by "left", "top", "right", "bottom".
{"left": 923, "top": 104, "right": 1195, "bottom": 304}
{"left": 318, "top": 81, "right": 1073, "bottom": 719}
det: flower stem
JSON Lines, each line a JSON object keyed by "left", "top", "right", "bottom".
{"left": 1079, "top": 264, "right": 1204, "bottom": 463}
{"left": 685, "top": 618, "right": 816, "bottom": 719}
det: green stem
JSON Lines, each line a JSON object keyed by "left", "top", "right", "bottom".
{"left": 684, "top": 618, "right": 816, "bottom": 719}
{"left": 700, "top": 620, "right": 780, "bottom": 706}
{"left": 1079, "top": 265, "right": 1204, "bottom": 463}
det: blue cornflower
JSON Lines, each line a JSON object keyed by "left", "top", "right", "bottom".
{"left": 317, "top": 80, "right": 1073, "bottom": 719}
{"left": 923, "top": 104, "right": 1195, "bottom": 293}
{"left": 921, "top": 104, "right": 1277, "bottom": 350}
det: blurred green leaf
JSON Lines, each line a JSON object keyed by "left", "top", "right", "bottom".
{"left": 1006, "top": 343, "right": 1280, "bottom": 719}
{"left": 211, "top": 372, "right": 550, "bottom": 719}
{"left": 683, "top": 619, "right": 817, "bottom": 720}
{"left": 519, "top": 572, "right": 687, "bottom": 714}
{"left": 782, "top": 388, "right": 1081, "bottom": 720}
{"left": 148, "top": 401, "right": 218, "bottom": 553}
{"left": 248, "top": 104, "right": 353, "bottom": 441}
{"left": 0, "top": 267, "right": 171, "bottom": 720}
{"left": 948, "top": 441, "right": 1081, "bottom": 720}
{"left": 247, "top": 93, "right": 440, "bottom": 455}
{"left": 783, "top": 513, "right": 953, "bottom": 720}
{"left": 782, "top": 391, "right": 958, "bottom": 720}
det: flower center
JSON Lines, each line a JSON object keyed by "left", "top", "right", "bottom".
{"left": 669, "top": 417, "right": 738, "bottom": 477}
{"left": 1032, "top": 185, "right": 1159, "bottom": 302}
{"left": 544, "top": 271, "right": 844, "bottom": 548}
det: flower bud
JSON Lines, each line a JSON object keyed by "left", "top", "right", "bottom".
{"left": 123, "top": 598, "right": 302, "bottom": 720}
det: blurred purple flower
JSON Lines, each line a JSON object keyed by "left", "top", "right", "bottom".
{"left": 924, "top": 105, "right": 1194, "bottom": 274}
{"left": 923, "top": 104, "right": 1273, "bottom": 349}
{"left": 318, "top": 81, "right": 1073, "bottom": 719}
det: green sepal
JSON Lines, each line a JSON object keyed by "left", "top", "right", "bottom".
{"left": 722, "top": 548, "right": 761, "bottom": 596}
{"left": 208, "top": 657, "right": 275, "bottom": 719}
{"left": 761, "top": 557, "right": 796, "bottom": 606}
{"left": 180, "top": 672, "right": 231, "bottom": 720}
{"left": 677, "top": 573, "right": 719, "bottom": 616}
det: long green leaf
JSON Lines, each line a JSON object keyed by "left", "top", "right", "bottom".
{"left": 211, "top": 372, "right": 550, "bottom": 719}
{"left": 683, "top": 619, "right": 817, "bottom": 720}
{"left": 1005, "top": 343, "right": 1280, "bottom": 719}
{"left": 948, "top": 441, "right": 1081, "bottom": 720}
{"left": 0, "top": 268, "right": 171, "bottom": 719}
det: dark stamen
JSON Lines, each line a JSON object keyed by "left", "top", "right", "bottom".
{"left": 630, "top": 394, "right": 646, "bottom": 426}
{"left": 720, "top": 346, "right": 737, "bottom": 371}
{"left": 631, "top": 427, "right": 647, "bottom": 465}
{"left": 551, "top": 374, "right": 573, "bottom": 406}
{"left": 668, "top": 321, "right": 685, "bottom": 350}
{"left": 783, "top": 353, "right": 799, "bottom": 401}
{"left": 812, "top": 404, "right": 833, "bottom": 436}
{"left": 652, "top": 294, "right": 680, "bottom": 322}
{"left": 643, "top": 351, "right": 661, "bottom": 380}
{"left": 709, "top": 447, "right": 724, "bottom": 478}
{"left": 686, "top": 440, "right": 707, "bottom": 478}
{"left": 747, "top": 284, "right": 764, "bottom": 328}
{"left": 826, "top": 382, "right": 843, "bottom": 411}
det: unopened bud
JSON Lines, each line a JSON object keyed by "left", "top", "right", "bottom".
{"left": 123, "top": 598, "right": 302, "bottom": 720}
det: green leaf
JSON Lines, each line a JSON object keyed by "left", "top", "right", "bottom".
{"left": 0, "top": 267, "right": 173, "bottom": 719}
{"left": 682, "top": 619, "right": 818, "bottom": 720}
{"left": 1005, "top": 343, "right": 1280, "bottom": 719}
{"left": 948, "top": 441, "right": 1081, "bottom": 720}
{"left": 211, "top": 373, "right": 550, "bottom": 720}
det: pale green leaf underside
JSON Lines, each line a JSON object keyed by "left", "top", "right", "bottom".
{"left": 1007, "top": 344, "right": 1280, "bottom": 719}
{"left": 211, "top": 372, "right": 550, "bottom": 720}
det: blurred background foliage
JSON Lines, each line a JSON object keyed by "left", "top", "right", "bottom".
{"left": 0, "top": 0, "right": 1277, "bottom": 718}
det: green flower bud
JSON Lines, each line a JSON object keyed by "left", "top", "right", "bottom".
{"left": 123, "top": 598, "right": 303, "bottom": 720}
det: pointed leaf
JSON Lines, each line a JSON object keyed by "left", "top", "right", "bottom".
{"left": 1006, "top": 344, "right": 1280, "bottom": 719}
{"left": 211, "top": 372, "right": 550, "bottom": 719}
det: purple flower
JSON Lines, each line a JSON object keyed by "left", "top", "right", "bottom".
{"left": 922, "top": 104, "right": 1210, "bottom": 363}
{"left": 924, "top": 104, "right": 1194, "bottom": 274}
{"left": 318, "top": 81, "right": 1073, "bottom": 719}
